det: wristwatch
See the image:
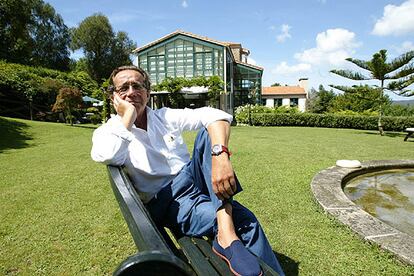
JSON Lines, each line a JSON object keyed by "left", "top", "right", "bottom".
{"left": 211, "top": 144, "right": 231, "bottom": 157}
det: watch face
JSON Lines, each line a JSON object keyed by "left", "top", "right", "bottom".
{"left": 212, "top": 144, "right": 222, "bottom": 154}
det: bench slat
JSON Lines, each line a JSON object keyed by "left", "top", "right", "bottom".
{"left": 192, "top": 237, "right": 232, "bottom": 274}
{"left": 178, "top": 237, "right": 220, "bottom": 276}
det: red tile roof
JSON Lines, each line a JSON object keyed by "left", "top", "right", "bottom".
{"left": 262, "top": 86, "right": 306, "bottom": 95}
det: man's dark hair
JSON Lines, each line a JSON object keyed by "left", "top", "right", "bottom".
{"left": 109, "top": 65, "right": 151, "bottom": 92}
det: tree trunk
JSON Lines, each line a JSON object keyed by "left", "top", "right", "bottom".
{"left": 378, "top": 82, "right": 384, "bottom": 136}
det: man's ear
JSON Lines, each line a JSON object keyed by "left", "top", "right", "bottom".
{"left": 107, "top": 85, "right": 115, "bottom": 93}
{"left": 146, "top": 91, "right": 151, "bottom": 104}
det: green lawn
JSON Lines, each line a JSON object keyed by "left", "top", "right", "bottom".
{"left": 0, "top": 116, "right": 413, "bottom": 275}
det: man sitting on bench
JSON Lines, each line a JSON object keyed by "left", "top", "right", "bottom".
{"left": 91, "top": 65, "right": 284, "bottom": 276}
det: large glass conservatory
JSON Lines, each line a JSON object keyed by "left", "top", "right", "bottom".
{"left": 134, "top": 30, "right": 263, "bottom": 114}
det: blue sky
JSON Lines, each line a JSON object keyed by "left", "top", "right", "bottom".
{"left": 47, "top": 0, "right": 414, "bottom": 100}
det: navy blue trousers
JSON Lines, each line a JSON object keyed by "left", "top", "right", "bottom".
{"left": 146, "top": 128, "right": 284, "bottom": 275}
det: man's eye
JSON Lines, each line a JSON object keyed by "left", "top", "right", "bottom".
{"left": 131, "top": 83, "right": 144, "bottom": 90}
{"left": 119, "top": 86, "right": 129, "bottom": 92}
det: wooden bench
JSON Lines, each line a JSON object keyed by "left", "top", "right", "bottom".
{"left": 404, "top": 128, "right": 414, "bottom": 141}
{"left": 107, "top": 165, "right": 279, "bottom": 275}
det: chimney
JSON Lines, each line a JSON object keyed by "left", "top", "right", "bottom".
{"left": 298, "top": 78, "right": 308, "bottom": 95}
{"left": 241, "top": 48, "right": 250, "bottom": 63}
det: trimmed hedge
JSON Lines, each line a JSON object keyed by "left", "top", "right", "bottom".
{"left": 249, "top": 112, "right": 414, "bottom": 132}
{"left": 0, "top": 61, "right": 99, "bottom": 119}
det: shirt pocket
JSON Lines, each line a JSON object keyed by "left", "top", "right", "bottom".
{"left": 162, "top": 133, "right": 184, "bottom": 151}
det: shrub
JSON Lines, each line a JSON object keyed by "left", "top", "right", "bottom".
{"left": 384, "top": 104, "right": 414, "bottom": 117}
{"left": 0, "top": 61, "right": 99, "bottom": 119}
{"left": 53, "top": 87, "right": 83, "bottom": 126}
{"left": 65, "top": 115, "right": 76, "bottom": 124}
{"left": 86, "top": 107, "right": 99, "bottom": 113}
{"left": 331, "top": 109, "right": 379, "bottom": 116}
{"left": 248, "top": 112, "right": 414, "bottom": 131}
{"left": 90, "top": 114, "right": 102, "bottom": 125}
{"left": 235, "top": 104, "right": 299, "bottom": 124}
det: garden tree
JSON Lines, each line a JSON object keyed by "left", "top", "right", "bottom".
{"left": 52, "top": 87, "right": 83, "bottom": 126}
{"left": 70, "top": 14, "right": 136, "bottom": 84}
{"left": 271, "top": 82, "right": 281, "bottom": 87}
{"left": 329, "top": 85, "right": 391, "bottom": 114}
{"left": 69, "top": 58, "right": 89, "bottom": 72}
{"left": 330, "top": 49, "right": 414, "bottom": 135}
{"left": 153, "top": 77, "right": 187, "bottom": 108}
{"left": 206, "top": 75, "right": 224, "bottom": 106}
{"left": 306, "top": 85, "right": 336, "bottom": 113}
{"left": 0, "top": 0, "right": 70, "bottom": 70}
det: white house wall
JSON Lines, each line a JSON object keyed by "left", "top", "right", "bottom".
{"left": 298, "top": 98, "right": 306, "bottom": 112}
{"left": 265, "top": 98, "right": 274, "bottom": 107}
{"left": 282, "top": 98, "right": 290, "bottom": 106}
{"left": 265, "top": 97, "right": 307, "bottom": 112}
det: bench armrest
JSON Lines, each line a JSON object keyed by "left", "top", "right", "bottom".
{"left": 107, "top": 165, "right": 171, "bottom": 253}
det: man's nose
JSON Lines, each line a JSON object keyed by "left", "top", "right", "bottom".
{"left": 126, "top": 85, "right": 135, "bottom": 95}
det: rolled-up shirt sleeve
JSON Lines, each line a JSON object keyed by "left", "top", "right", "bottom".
{"left": 163, "top": 107, "right": 233, "bottom": 131}
{"left": 90, "top": 116, "right": 134, "bottom": 165}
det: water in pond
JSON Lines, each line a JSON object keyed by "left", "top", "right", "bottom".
{"left": 344, "top": 169, "right": 414, "bottom": 237}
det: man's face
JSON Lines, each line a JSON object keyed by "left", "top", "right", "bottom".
{"left": 113, "top": 70, "right": 149, "bottom": 112}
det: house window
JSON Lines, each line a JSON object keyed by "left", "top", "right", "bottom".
{"left": 290, "top": 98, "right": 298, "bottom": 107}
{"left": 274, "top": 98, "right": 282, "bottom": 107}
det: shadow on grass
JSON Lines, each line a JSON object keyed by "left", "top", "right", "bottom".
{"left": 71, "top": 124, "right": 99, "bottom": 130}
{"left": 274, "top": 251, "right": 299, "bottom": 276}
{"left": 0, "top": 117, "right": 33, "bottom": 153}
{"left": 356, "top": 130, "right": 408, "bottom": 139}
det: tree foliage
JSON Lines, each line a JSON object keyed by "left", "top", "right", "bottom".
{"left": 331, "top": 49, "right": 414, "bottom": 96}
{"left": 329, "top": 85, "right": 391, "bottom": 114}
{"left": 0, "top": 0, "right": 71, "bottom": 70}
{"left": 52, "top": 87, "right": 83, "bottom": 125}
{"left": 306, "top": 85, "right": 336, "bottom": 113}
{"left": 70, "top": 14, "right": 136, "bottom": 84}
{"left": 330, "top": 49, "right": 414, "bottom": 135}
{"left": 0, "top": 61, "right": 99, "bottom": 119}
{"left": 152, "top": 76, "right": 224, "bottom": 108}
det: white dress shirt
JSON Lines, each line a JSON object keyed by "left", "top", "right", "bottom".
{"left": 91, "top": 106, "right": 233, "bottom": 203}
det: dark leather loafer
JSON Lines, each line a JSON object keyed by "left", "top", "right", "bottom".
{"left": 212, "top": 237, "right": 262, "bottom": 276}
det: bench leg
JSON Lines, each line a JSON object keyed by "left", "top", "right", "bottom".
{"left": 404, "top": 132, "right": 413, "bottom": 141}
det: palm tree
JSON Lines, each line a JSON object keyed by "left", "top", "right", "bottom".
{"left": 330, "top": 49, "right": 414, "bottom": 135}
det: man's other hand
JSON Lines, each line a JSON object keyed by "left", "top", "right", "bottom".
{"left": 211, "top": 154, "right": 236, "bottom": 200}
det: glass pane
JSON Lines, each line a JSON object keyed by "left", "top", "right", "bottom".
{"left": 194, "top": 44, "right": 203, "bottom": 52}
{"left": 157, "top": 46, "right": 165, "bottom": 54}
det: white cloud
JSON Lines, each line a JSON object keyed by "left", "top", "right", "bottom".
{"left": 182, "top": 0, "right": 188, "bottom": 8}
{"left": 276, "top": 24, "right": 291, "bottom": 43}
{"left": 372, "top": 0, "right": 414, "bottom": 36}
{"left": 393, "top": 41, "right": 414, "bottom": 54}
{"left": 294, "top": 28, "right": 360, "bottom": 66}
{"left": 268, "top": 25, "right": 276, "bottom": 31}
{"left": 271, "top": 62, "right": 311, "bottom": 75}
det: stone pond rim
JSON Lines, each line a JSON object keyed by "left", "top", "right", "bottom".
{"left": 310, "top": 159, "right": 414, "bottom": 266}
